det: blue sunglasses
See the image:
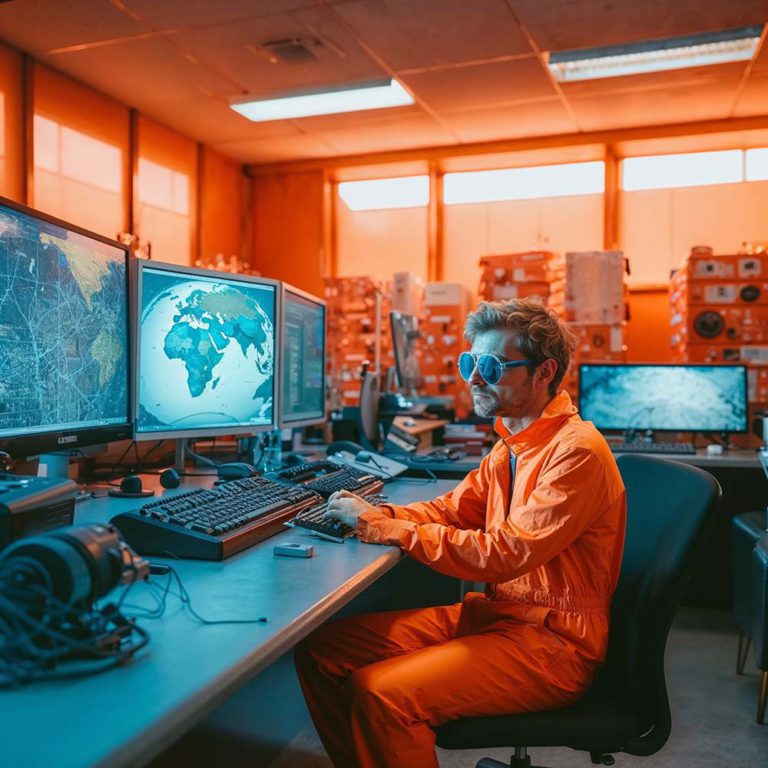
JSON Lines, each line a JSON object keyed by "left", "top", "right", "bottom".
{"left": 457, "top": 352, "right": 532, "bottom": 385}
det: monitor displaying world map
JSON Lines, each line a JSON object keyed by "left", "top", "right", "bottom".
{"left": 135, "top": 263, "right": 277, "bottom": 437}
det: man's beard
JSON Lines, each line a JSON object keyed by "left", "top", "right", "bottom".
{"left": 472, "top": 390, "right": 500, "bottom": 418}
{"left": 472, "top": 377, "right": 534, "bottom": 419}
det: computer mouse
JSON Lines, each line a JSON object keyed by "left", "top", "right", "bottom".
{"left": 282, "top": 453, "right": 307, "bottom": 466}
{"left": 402, "top": 418, "right": 417, "bottom": 427}
{"left": 355, "top": 451, "right": 373, "bottom": 463}
{"left": 217, "top": 462, "right": 258, "bottom": 480}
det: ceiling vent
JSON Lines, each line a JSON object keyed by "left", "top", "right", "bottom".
{"left": 258, "top": 38, "right": 324, "bottom": 64}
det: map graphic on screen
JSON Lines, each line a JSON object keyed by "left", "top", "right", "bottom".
{"left": 578, "top": 364, "right": 747, "bottom": 433}
{"left": 137, "top": 266, "right": 276, "bottom": 433}
{"left": 0, "top": 204, "right": 129, "bottom": 437}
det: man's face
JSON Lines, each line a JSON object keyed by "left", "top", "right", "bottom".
{"left": 468, "top": 329, "right": 536, "bottom": 419}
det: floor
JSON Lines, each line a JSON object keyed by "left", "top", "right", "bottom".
{"left": 268, "top": 608, "right": 768, "bottom": 768}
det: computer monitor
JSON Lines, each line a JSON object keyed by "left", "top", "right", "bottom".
{"left": 0, "top": 196, "right": 132, "bottom": 459}
{"left": 133, "top": 260, "right": 279, "bottom": 440}
{"left": 578, "top": 363, "right": 748, "bottom": 434}
{"left": 278, "top": 284, "right": 326, "bottom": 428}
{"left": 390, "top": 311, "right": 423, "bottom": 394}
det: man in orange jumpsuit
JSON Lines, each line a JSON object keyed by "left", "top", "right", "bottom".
{"left": 294, "top": 298, "right": 626, "bottom": 768}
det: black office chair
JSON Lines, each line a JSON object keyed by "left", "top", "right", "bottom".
{"left": 434, "top": 454, "right": 722, "bottom": 767}
{"left": 752, "top": 538, "right": 768, "bottom": 724}
{"left": 731, "top": 512, "right": 766, "bottom": 675}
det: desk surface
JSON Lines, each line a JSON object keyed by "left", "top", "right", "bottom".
{"left": 2, "top": 476, "right": 456, "bottom": 768}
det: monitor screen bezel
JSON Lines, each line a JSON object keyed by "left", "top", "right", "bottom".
{"left": 132, "top": 259, "right": 280, "bottom": 441}
{"left": 0, "top": 195, "right": 133, "bottom": 459}
{"left": 277, "top": 282, "right": 327, "bottom": 429}
{"left": 577, "top": 362, "right": 749, "bottom": 434}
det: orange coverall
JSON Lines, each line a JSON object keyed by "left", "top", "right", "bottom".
{"left": 295, "top": 391, "right": 627, "bottom": 768}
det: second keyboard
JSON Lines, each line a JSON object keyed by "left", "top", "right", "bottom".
{"left": 285, "top": 493, "right": 389, "bottom": 542}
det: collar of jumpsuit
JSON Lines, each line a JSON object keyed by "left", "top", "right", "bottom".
{"left": 493, "top": 389, "right": 578, "bottom": 453}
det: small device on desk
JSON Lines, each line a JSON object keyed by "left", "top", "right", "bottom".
{"left": 0, "top": 473, "right": 78, "bottom": 550}
{"left": 268, "top": 458, "right": 383, "bottom": 497}
{"left": 110, "top": 476, "right": 321, "bottom": 560}
{"left": 329, "top": 450, "right": 409, "bottom": 480}
{"left": 286, "top": 493, "right": 389, "bottom": 543}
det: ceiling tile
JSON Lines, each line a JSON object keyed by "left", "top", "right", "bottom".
{"left": 0, "top": 0, "right": 146, "bottom": 52}
{"left": 733, "top": 73, "right": 768, "bottom": 117}
{"left": 437, "top": 99, "right": 578, "bottom": 143}
{"left": 318, "top": 113, "right": 455, "bottom": 154}
{"left": 567, "top": 79, "right": 743, "bottom": 132}
{"left": 332, "top": 0, "right": 532, "bottom": 70}
{"left": 138, "top": 97, "right": 302, "bottom": 144}
{"left": 213, "top": 134, "right": 337, "bottom": 163}
{"left": 559, "top": 61, "right": 750, "bottom": 97}
{"left": 42, "top": 37, "right": 237, "bottom": 104}
{"left": 122, "top": 0, "right": 315, "bottom": 29}
{"left": 172, "top": 5, "right": 384, "bottom": 98}
{"left": 402, "top": 57, "right": 557, "bottom": 112}
{"left": 510, "top": 0, "right": 768, "bottom": 53}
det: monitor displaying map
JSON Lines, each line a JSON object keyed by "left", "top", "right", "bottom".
{"left": 0, "top": 198, "right": 131, "bottom": 458}
{"left": 578, "top": 363, "right": 748, "bottom": 433}
{"left": 135, "top": 261, "right": 278, "bottom": 439}
{"left": 279, "top": 285, "right": 326, "bottom": 427}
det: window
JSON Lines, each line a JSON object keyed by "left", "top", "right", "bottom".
{"left": 443, "top": 161, "right": 605, "bottom": 204}
{"left": 746, "top": 148, "right": 768, "bottom": 182}
{"left": 137, "top": 158, "right": 189, "bottom": 215}
{"left": 621, "top": 150, "right": 743, "bottom": 191}
{"left": 338, "top": 175, "right": 429, "bottom": 211}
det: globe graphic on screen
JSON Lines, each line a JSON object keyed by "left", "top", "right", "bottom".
{"left": 140, "top": 281, "right": 274, "bottom": 428}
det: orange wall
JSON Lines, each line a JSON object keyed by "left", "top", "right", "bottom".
{"left": 625, "top": 287, "right": 673, "bottom": 362}
{"left": 200, "top": 147, "right": 245, "bottom": 266}
{"left": 251, "top": 170, "right": 325, "bottom": 296}
{"left": 0, "top": 43, "right": 23, "bottom": 202}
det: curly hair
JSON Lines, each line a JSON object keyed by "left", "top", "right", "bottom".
{"left": 464, "top": 297, "right": 578, "bottom": 396}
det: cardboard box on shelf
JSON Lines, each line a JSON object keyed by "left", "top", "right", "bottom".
{"left": 676, "top": 251, "right": 767, "bottom": 282}
{"left": 672, "top": 342, "right": 768, "bottom": 366}
{"left": 670, "top": 278, "right": 768, "bottom": 306}
{"left": 670, "top": 305, "right": 768, "bottom": 344}
{"left": 564, "top": 250, "right": 626, "bottom": 325}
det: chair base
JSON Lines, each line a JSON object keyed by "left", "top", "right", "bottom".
{"left": 473, "top": 749, "right": 616, "bottom": 768}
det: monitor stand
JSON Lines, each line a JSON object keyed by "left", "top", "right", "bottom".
{"left": 37, "top": 452, "right": 73, "bottom": 479}
{"left": 174, "top": 439, "right": 218, "bottom": 473}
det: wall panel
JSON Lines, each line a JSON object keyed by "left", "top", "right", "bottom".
{"left": 136, "top": 115, "right": 197, "bottom": 265}
{"left": 200, "top": 147, "right": 246, "bottom": 267}
{"left": 32, "top": 63, "right": 129, "bottom": 238}
{"left": 251, "top": 171, "right": 325, "bottom": 296}
{"left": 0, "top": 43, "right": 23, "bottom": 202}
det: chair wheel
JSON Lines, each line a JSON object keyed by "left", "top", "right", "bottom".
{"left": 601, "top": 757, "right": 615, "bottom": 766}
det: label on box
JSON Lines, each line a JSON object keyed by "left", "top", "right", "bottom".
{"left": 492, "top": 284, "right": 519, "bottom": 299}
{"left": 739, "top": 258, "right": 762, "bottom": 277}
{"left": 741, "top": 346, "right": 768, "bottom": 364}
{"left": 693, "top": 260, "right": 735, "bottom": 279}
{"left": 703, "top": 285, "right": 737, "bottom": 302}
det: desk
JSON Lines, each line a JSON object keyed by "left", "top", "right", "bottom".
{"left": 2, "top": 477, "right": 457, "bottom": 768}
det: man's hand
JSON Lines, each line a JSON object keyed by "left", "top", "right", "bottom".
{"left": 324, "top": 489, "right": 378, "bottom": 528}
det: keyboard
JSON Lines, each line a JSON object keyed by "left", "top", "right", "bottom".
{"left": 269, "top": 459, "right": 384, "bottom": 498}
{"left": 285, "top": 493, "right": 389, "bottom": 543}
{"left": 610, "top": 441, "right": 696, "bottom": 455}
{"left": 110, "top": 476, "right": 321, "bottom": 560}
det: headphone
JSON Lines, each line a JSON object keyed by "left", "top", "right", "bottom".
{"left": 108, "top": 468, "right": 180, "bottom": 498}
{"left": 0, "top": 523, "right": 149, "bottom": 604}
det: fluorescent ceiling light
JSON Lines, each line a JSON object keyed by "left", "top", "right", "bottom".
{"left": 338, "top": 176, "right": 429, "bottom": 211}
{"left": 548, "top": 25, "right": 763, "bottom": 82}
{"left": 231, "top": 78, "right": 413, "bottom": 122}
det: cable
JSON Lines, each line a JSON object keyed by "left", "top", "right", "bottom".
{"left": 119, "top": 564, "right": 269, "bottom": 626}
{"left": 0, "top": 558, "right": 149, "bottom": 688}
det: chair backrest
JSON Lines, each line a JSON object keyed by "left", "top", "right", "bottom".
{"left": 607, "top": 455, "right": 721, "bottom": 756}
